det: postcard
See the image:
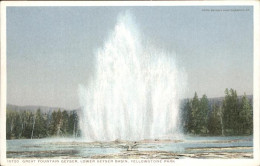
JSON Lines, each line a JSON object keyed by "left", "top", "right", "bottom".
{"left": 1, "top": 1, "right": 259, "bottom": 166}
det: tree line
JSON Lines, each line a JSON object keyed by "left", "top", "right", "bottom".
{"left": 7, "top": 88, "right": 253, "bottom": 139}
{"left": 6, "top": 109, "right": 80, "bottom": 139}
{"left": 182, "top": 88, "right": 253, "bottom": 136}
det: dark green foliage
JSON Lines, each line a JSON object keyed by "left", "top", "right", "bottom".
{"left": 23, "top": 112, "right": 34, "bottom": 138}
{"left": 33, "top": 109, "right": 47, "bottom": 138}
{"left": 183, "top": 89, "right": 253, "bottom": 136}
{"left": 49, "top": 111, "right": 58, "bottom": 136}
{"left": 182, "top": 100, "right": 193, "bottom": 133}
{"left": 186, "top": 92, "right": 210, "bottom": 135}
{"left": 68, "top": 111, "right": 80, "bottom": 137}
{"left": 6, "top": 109, "right": 80, "bottom": 139}
{"left": 239, "top": 93, "right": 253, "bottom": 135}
{"left": 222, "top": 88, "right": 240, "bottom": 135}
{"left": 197, "top": 94, "right": 209, "bottom": 134}
{"left": 56, "top": 109, "right": 63, "bottom": 136}
{"left": 191, "top": 92, "right": 200, "bottom": 134}
{"left": 6, "top": 110, "right": 15, "bottom": 139}
{"left": 61, "top": 111, "right": 69, "bottom": 136}
{"left": 207, "top": 104, "right": 222, "bottom": 135}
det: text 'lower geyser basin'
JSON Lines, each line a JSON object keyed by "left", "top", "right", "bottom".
{"left": 78, "top": 12, "right": 186, "bottom": 142}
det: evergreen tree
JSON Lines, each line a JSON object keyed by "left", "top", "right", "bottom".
{"left": 56, "top": 109, "right": 63, "bottom": 136}
{"left": 6, "top": 110, "right": 15, "bottom": 139}
{"left": 13, "top": 111, "right": 22, "bottom": 138}
{"left": 34, "top": 109, "right": 47, "bottom": 138}
{"left": 23, "top": 111, "right": 34, "bottom": 138}
{"left": 240, "top": 93, "right": 253, "bottom": 135}
{"left": 183, "top": 100, "right": 193, "bottom": 133}
{"left": 223, "top": 88, "right": 240, "bottom": 135}
{"left": 6, "top": 109, "right": 80, "bottom": 139}
{"left": 49, "top": 111, "right": 57, "bottom": 136}
{"left": 61, "top": 110, "right": 69, "bottom": 136}
{"left": 199, "top": 94, "right": 209, "bottom": 134}
{"left": 207, "top": 104, "right": 222, "bottom": 135}
{"left": 68, "top": 111, "right": 79, "bottom": 137}
{"left": 191, "top": 92, "right": 200, "bottom": 134}
{"left": 46, "top": 111, "right": 52, "bottom": 136}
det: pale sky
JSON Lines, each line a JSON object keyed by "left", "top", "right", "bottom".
{"left": 7, "top": 6, "right": 253, "bottom": 109}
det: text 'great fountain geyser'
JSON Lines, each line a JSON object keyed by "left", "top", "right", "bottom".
{"left": 78, "top": 12, "right": 186, "bottom": 142}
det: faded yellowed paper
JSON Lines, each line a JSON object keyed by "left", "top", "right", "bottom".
{"left": 1, "top": 1, "right": 260, "bottom": 166}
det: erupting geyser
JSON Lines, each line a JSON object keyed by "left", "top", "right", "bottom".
{"left": 78, "top": 12, "right": 186, "bottom": 141}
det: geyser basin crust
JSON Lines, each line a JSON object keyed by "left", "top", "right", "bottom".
{"left": 7, "top": 136, "right": 253, "bottom": 159}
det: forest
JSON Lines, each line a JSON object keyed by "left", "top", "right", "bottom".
{"left": 6, "top": 109, "right": 80, "bottom": 139}
{"left": 182, "top": 88, "right": 253, "bottom": 136}
{"left": 6, "top": 88, "right": 253, "bottom": 139}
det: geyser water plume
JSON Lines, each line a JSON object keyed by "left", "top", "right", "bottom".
{"left": 78, "top": 12, "right": 186, "bottom": 141}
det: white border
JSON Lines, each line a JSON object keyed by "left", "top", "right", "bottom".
{"left": 1, "top": 1, "right": 259, "bottom": 166}
{"left": 0, "top": 1, "right": 7, "bottom": 165}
